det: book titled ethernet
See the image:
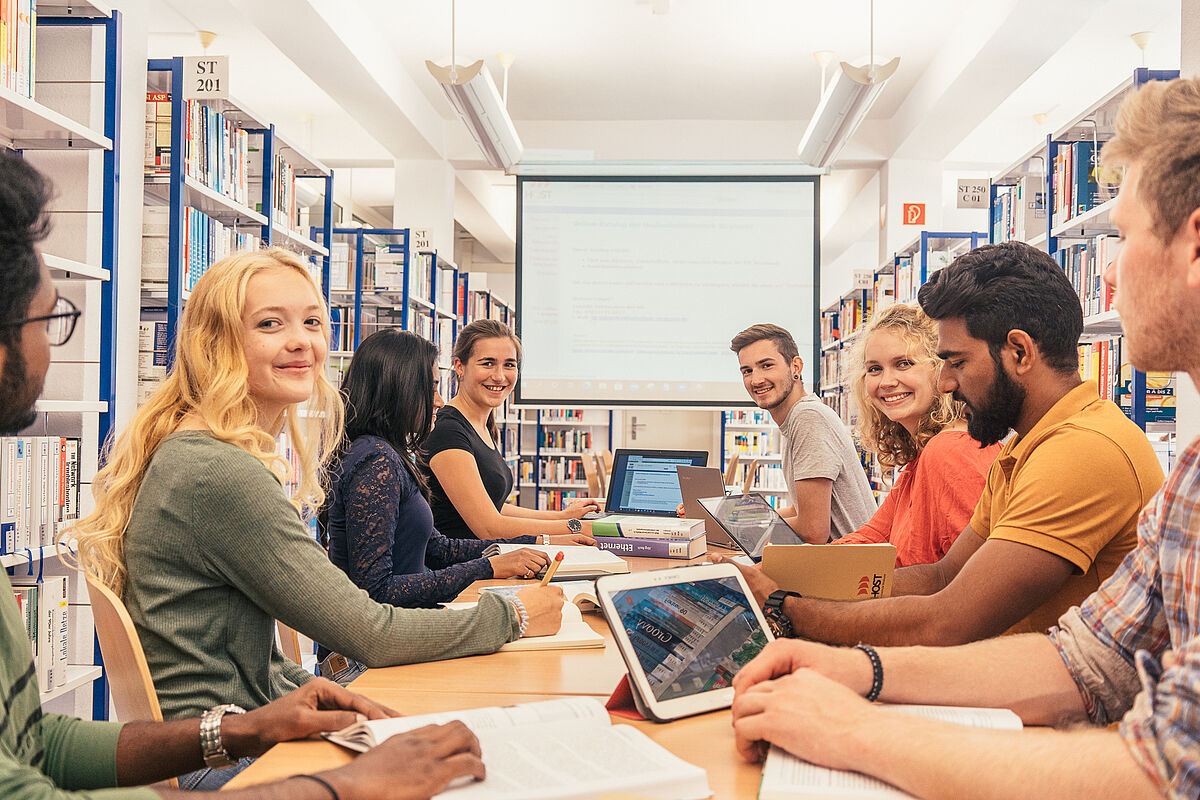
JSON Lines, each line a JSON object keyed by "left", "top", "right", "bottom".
{"left": 591, "top": 515, "right": 705, "bottom": 540}
{"left": 323, "top": 697, "right": 710, "bottom": 800}
{"left": 594, "top": 534, "right": 707, "bottom": 560}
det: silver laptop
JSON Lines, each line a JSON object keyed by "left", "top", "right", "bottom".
{"left": 698, "top": 493, "right": 804, "bottom": 562}
{"left": 676, "top": 465, "right": 738, "bottom": 549}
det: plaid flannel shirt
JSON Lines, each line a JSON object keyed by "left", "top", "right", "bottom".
{"left": 1050, "top": 436, "right": 1200, "bottom": 798}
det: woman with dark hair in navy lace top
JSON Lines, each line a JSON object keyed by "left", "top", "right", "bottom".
{"left": 324, "top": 329, "right": 592, "bottom": 608}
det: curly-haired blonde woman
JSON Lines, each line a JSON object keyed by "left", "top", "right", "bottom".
{"left": 70, "top": 249, "right": 561, "bottom": 787}
{"left": 833, "top": 304, "right": 1001, "bottom": 566}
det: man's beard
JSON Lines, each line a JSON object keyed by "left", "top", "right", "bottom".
{"left": 961, "top": 359, "right": 1025, "bottom": 447}
{"left": 0, "top": 342, "right": 38, "bottom": 434}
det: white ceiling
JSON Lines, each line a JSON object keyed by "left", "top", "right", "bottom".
{"left": 138, "top": 0, "right": 1184, "bottom": 266}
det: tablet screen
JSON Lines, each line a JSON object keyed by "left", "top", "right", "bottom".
{"left": 608, "top": 576, "right": 770, "bottom": 702}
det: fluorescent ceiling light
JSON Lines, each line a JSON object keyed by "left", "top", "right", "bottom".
{"left": 427, "top": 59, "right": 524, "bottom": 171}
{"left": 797, "top": 57, "right": 900, "bottom": 169}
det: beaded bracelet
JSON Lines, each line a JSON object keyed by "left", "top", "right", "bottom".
{"left": 510, "top": 595, "right": 530, "bottom": 636}
{"left": 854, "top": 643, "right": 884, "bottom": 703}
{"left": 294, "top": 774, "right": 340, "bottom": 800}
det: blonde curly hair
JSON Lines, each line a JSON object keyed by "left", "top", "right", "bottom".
{"left": 849, "top": 304, "right": 963, "bottom": 469}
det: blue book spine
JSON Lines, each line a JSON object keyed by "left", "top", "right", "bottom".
{"left": 1072, "top": 141, "right": 1098, "bottom": 217}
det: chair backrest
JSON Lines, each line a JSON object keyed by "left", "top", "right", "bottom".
{"left": 86, "top": 577, "right": 165, "bottom": 724}
{"left": 741, "top": 459, "right": 761, "bottom": 495}
{"left": 596, "top": 450, "right": 612, "bottom": 497}
{"left": 600, "top": 449, "right": 614, "bottom": 473}
{"left": 581, "top": 450, "right": 602, "bottom": 498}
{"left": 723, "top": 452, "right": 741, "bottom": 486}
{"left": 277, "top": 620, "right": 304, "bottom": 665}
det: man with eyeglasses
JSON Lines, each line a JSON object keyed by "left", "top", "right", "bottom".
{"left": 0, "top": 154, "right": 489, "bottom": 797}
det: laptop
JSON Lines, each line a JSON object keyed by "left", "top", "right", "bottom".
{"left": 698, "top": 493, "right": 804, "bottom": 562}
{"left": 675, "top": 465, "right": 738, "bottom": 549}
{"left": 584, "top": 449, "right": 707, "bottom": 520}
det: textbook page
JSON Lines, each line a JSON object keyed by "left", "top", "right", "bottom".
{"left": 325, "top": 696, "right": 610, "bottom": 752}
{"left": 446, "top": 724, "right": 709, "bottom": 800}
{"left": 482, "top": 580, "right": 599, "bottom": 611}
{"left": 759, "top": 705, "right": 1022, "bottom": 800}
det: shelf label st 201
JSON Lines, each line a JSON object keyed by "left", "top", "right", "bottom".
{"left": 183, "top": 56, "right": 230, "bottom": 101}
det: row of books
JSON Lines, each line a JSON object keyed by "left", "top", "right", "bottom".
{"left": 535, "top": 456, "right": 586, "bottom": 484}
{"left": 11, "top": 575, "right": 70, "bottom": 693}
{"left": 819, "top": 349, "right": 840, "bottom": 390}
{"left": 591, "top": 516, "right": 706, "bottom": 559}
{"left": 839, "top": 290, "right": 871, "bottom": 339}
{"left": 991, "top": 176, "right": 1046, "bottom": 243}
{"left": 536, "top": 489, "right": 586, "bottom": 511}
{"left": 820, "top": 310, "right": 840, "bottom": 345}
{"left": 539, "top": 429, "right": 594, "bottom": 451}
{"left": 725, "top": 431, "right": 781, "bottom": 457}
{"left": 1060, "top": 234, "right": 1121, "bottom": 318}
{"left": 542, "top": 408, "right": 589, "bottom": 421}
{"left": 183, "top": 99, "right": 252, "bottom": 206}
{"left": 1050, "top": 140, "right": 1110, "bottom": 230}
{"left": 183, "top": 206, "right": 259, "bottom": 291}
{"left": 0, "top": 0, "right": 36, "bottom": 99}
{"left": 272, "top": 153, "right": 299, "bottom": 232}
{"left": 733, "top": 462, "right": 787, "bottom": 493}
{"left": 1078, "top": 338, "right": 1176, "bottom": 423}
{"left": 1, "top": 436, "right": 80, "bottom": 554}
{"left": 409, "top": 251, "right": 437, "bottom": 307}
{"left": 410, "top": 308, "right": 435, "bottom": 343}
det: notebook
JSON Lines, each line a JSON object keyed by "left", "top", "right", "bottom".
{"left": 584, "top": 449, "right": 707, "bottom": 520}
{"left": 484, "top": 543, "right": 630, "bottom": 577}
{"left": 446, "top": 593, "right": 605, "bottom": 651}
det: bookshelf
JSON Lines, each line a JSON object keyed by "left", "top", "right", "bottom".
{"left": 720, "top": 410, "right": 785, "bottom": 507}
{"left": 5, "top": 7, "right": 122, "bottom": 720}
{"left": 512, "top": 409, "right": 613, "bottom": 511}
{"left": 987, "top": 68, "right": 1179, "bottom": 472}
{"left": 141, "top": 58, "right": 334, "bottom": 401}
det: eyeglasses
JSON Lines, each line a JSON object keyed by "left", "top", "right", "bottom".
{"left": 4, "top": 295, "right": 81, "bottom": 347}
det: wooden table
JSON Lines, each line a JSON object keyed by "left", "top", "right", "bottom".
{"left": 225, "top": 552, "right": 762, "bottom": 797}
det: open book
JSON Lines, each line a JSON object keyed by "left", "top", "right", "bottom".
{"left": 482, "top": 580, "right": 600, "bottom": 612}
{"left": 443, "top": 596, "right": 604, "bottom": 652}
{"left": 323, "top": 696, "right": 710, "bottom": 800}
{"left": 759, "top": 705, "right": 1022, "bottom": 799}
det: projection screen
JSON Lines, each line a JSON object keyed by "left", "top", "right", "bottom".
{"left": 515, "top": 176, "right": 819, "bottom": 406}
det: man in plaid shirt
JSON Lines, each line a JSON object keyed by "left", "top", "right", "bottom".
{"left": 728, "top": 77, "right": 1200, "bottom": 799}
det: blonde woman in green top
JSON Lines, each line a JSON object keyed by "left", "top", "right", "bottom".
{"left": 71, "top": 248, "right": 562, "bottom": 788}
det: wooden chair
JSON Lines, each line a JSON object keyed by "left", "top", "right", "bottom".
{"left": 596, "top": 450, "right": 613, "bottom": 497}
{"left": 277, "top": 621, "right": 304, "bottom": 665}
{"left": 582, "top": 450, "right": 603, "bottom": 498}
{"left": 600, "top": 449, "right": 613, "bottom": 474}
{"left": 740, "top": 459, "right": 761, "bottom": 495}
{"left": 86, "top": 577, "right": 178, "bottom": 788}
{"left": 723, "top": 452, "right": 741, "bottom": 487}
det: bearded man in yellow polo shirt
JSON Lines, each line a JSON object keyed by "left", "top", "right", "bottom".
{"left": 728, "top": 240, "right": 1164, "bottom": 646}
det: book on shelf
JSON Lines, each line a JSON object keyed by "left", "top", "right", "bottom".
{"left": 1051, "top": 140, "right": 1112, "bottom": 230}
{"left": 759, "top": 704, "right": 1021, "bottom": 800}
{"left": 1060, "top": 234, "right": 1120, "bottom": 316}
{"left": 182, "top": 206, "right": 259, "bottom": 290}
{"left": 592, "top": 515, "right": 704, "bottom": 541}
{"left": 484, "top": 543, "right": 630, "bottom": 577}
{"left": 10, "top": 575, "right": 70, "bottom": 692}
{"left": 272, "top": 154, "right": 298, "bottom": 232}
{"left": 1, "top": 435, "right": 80, "bottom": 554}
{"left": 447, "top": 593, "right": 604, "bottom": 651}
{"left": 323, "top": 696, "right": 710, "bottom": 800}
{"left": 144, "top": 92, "right": 172, "bottom": 174}
{"left": 594, "top": 534, "right": 707, "bottom": 560}
{"left": 991, "top": 175, "right": 1045, "bottom": 244}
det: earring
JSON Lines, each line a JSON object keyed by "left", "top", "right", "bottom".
{"left": 793, "top": 374, "right": 799, "bottom": 380}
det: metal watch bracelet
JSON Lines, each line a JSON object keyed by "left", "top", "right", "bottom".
{"left": 199, "top": 703, "right": 246, "bottom": 769}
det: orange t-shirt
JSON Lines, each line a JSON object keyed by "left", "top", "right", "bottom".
{"left": 834, "top": 430, "right": 1000, "bottom": 567}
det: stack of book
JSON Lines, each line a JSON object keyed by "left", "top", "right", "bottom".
{"left": 591, "top": 516, "right": 707, "bottom": 560}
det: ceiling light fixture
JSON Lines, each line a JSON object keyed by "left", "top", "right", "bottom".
{"left": 426, "top": 0, "right": 524, "bottom": 171}
{"left": 796, "top": 0, "right": 899, "bottom": 169}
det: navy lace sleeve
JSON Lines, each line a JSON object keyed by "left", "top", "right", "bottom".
{"left": 424, "top": 527, "right": 537, "bottom": 569}
{"left": 339, "top": 441, "right": 500, "bottom": 607}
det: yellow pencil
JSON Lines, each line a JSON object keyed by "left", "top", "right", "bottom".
{"left": 540, "top": 550, "right": 565, "bottom": 585}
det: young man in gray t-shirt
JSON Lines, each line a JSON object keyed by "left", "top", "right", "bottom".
{"left": 731, "top": 324, "right": 875, "bottom": 542}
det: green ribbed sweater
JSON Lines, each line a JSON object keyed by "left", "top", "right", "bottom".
{"left": 0, "top": 571, "right": 157, "bottom": 799}
{"left": 122, "top": 431, "right": 518, "bottom": 720}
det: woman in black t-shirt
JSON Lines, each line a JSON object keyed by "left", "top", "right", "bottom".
{"left": 421, "top": 320, "right": 600, "bottom": 540}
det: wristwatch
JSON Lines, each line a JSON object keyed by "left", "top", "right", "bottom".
{"left": 200, "top": 703, "right": 246, "bottom": 769}
{"left": 762, "top": 590, "right": 801, "bottom": 639}
{"left": 567, "top": 518, "right": 582, "bottom": 534}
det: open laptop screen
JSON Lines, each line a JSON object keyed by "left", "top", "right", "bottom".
{"left": 606, "top": 449, "right": 707, "bottom": 515}
{"left": 699, "top": 494, "right": 804, "bottom": 560}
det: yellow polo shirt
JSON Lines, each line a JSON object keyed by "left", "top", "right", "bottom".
{"left": 970, "top": 381, "right": 1164, "bottom": 635}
